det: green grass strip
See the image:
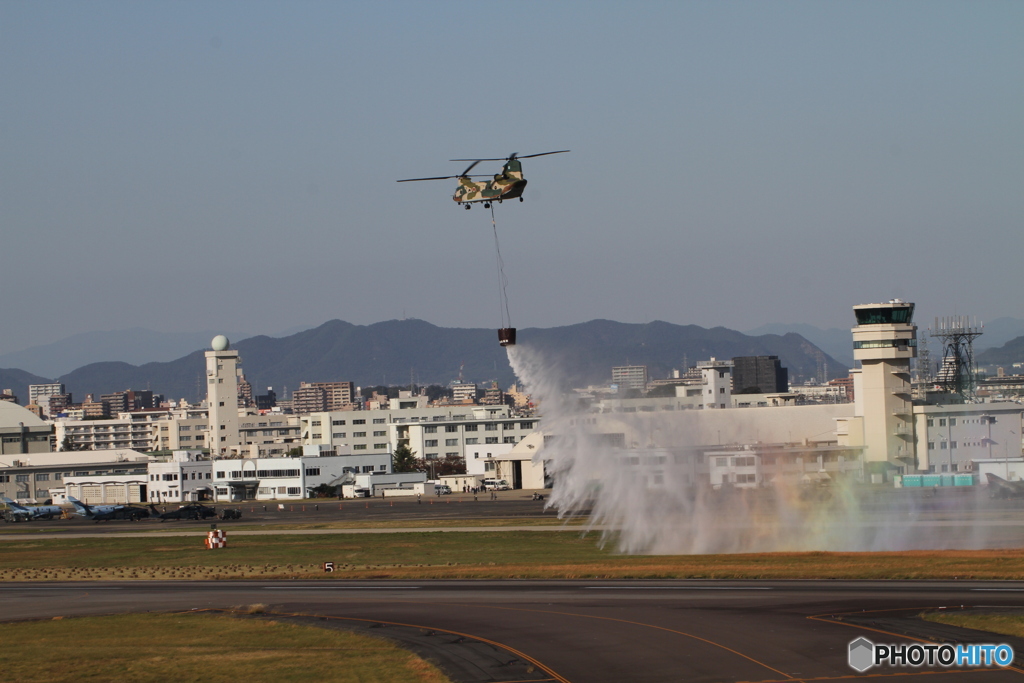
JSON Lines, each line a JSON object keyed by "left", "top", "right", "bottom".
{"left": 0, "top": 612, "right": 451, "bottom": 683}
{"left": 3, "top": 532, "right": 1024, "bottom": 580}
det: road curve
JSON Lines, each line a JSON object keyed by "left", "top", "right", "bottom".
{"left": 4, "top": 580, "right": 1024, "bottom": 682}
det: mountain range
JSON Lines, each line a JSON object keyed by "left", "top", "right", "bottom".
{"left": 0, "top": 319, "right": 849, "bottom": 405}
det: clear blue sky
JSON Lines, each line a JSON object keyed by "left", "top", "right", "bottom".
{"left": 2, "top": 1, "right": 1021, "bottom": 353}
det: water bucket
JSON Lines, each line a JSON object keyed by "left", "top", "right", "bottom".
{"left": 498, "top": 328, "right": 516, "bottom": 346}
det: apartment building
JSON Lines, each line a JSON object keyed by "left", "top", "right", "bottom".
{"left": 301, "top": 401, "right": 536, "bottom": 464}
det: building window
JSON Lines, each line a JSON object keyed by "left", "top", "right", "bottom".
{"left": 15, "top": 474, "right": 29, "bottom": 483}
{"left": 353, "top": 419, "right": 366, "bottom": 425}
{"left": 485, "top": 437, "right": 498, "bottom": 444}
{"left": 287, "top": 487, "right": 301, "bottom": 495}
{"left": 446, "top": 425, "right": 458, "bottom": 433}
{"left": 353, "top": 431, "right": 366, "bottom": 437}
{"left": 374, "top": 443, "right": 387, "bottom": 449}
{"left": 465, "top": 438, "right": 479, "bottom": 445}
{"left": 305, "top": 468, "right": 320, "bottom": 476}
{"left": 373, "top": 431, "right": 386, "bottom": 437}
{"left": 503, "top": 422, "right": 515, "bottom": 430}
{"left": 445, "top": 438, "right": 458, "bottom": 446}
{"left": 311, "top": 420, "right": 321, "bottom": 426}
{"left": 353, "top": 444, "right": 367, "bottom": 450}
{"left": 940, "top": 442, "right": 947, "bottom": 450}
{"left": 425, "top": 440, "right": 438, "bottom": 447}
{"left": 926, "top": 419, "right": 933, "bottom": 427}
{"left": 485, "top": 424, "right": 497, "bottom": 431}
{"left": 939, "top": 419, "right": 946, "bottom": 427}
{"left": 332, "top": 420, "right": 346, "bottom": 426}
{"left": 373, "top": 418, "right": 386, "bottom": 424}
{"left": 333, "top": 433, "right": 345, "bottom": 438}
{"left": 519, "top": 422, "right": 534, "bottom": 430}
{"left": 35, "top": 473, "right": 49, "bottom": 481}
{"left": 464, "top": 424, "right": 478, "bottom": 432}
{"left": 949, "top": 418, "right": 957, "bottom": 427}
{"left": 950, "top": 441, "right": 957, "bottom": 449}
{"left": 503, "top": 436, "right": 516, "bottom": 444}
{"left": 927, "top": 442, "right": 935, "bottom": 450}
{"left": 424, "top": 426, "right": 437, "bottom": 433}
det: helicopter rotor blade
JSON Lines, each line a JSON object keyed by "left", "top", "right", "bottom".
{"left": 516, "top": 150, "right": 570, "bottom": 159}
{"left": 459, "top": 160, "right": 482, "bottom": 177}
{"left": 396, "top": 175, "right": 461, "bottom": 182}
{"left": 450, "top": 157, "right": 507, "bottom": 162}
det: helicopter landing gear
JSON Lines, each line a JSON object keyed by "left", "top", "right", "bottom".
{"left": 484, "top": 202, "right": 491, "bottom": 209}
{"left": 464, "top": 204, "right": 471, "bottom": 210}
{"left": 519, "top": 197, "right": 523, "bottom": 202}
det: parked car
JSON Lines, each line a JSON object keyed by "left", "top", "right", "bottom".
{"left": 434, "top": 484, "right": 452, "bottom": 495}
{"left": 482, "top": 478, "right": 511, "bottom": 491}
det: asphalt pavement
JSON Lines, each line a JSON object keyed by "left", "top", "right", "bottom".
{"left": 4, "top": 579, "right": 1024, "bottom": 682}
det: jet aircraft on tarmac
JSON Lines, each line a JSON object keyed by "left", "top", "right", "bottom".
{"left": 68, "top": 496, "right": 151, "bottom": 521}
{"left": 1, "top": 496, "right": 63, "bottom": 522}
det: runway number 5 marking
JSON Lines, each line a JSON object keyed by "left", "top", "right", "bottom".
{"left": 323, "top": 562, "right": 334, "bottom": 573}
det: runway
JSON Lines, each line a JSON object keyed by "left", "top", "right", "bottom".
{"left": 4, "top": 579, "right": 1024, "bottom": 682}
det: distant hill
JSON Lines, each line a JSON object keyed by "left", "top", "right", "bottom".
{"left": 978, "top": 336, "right": 1024, "bottom": 368}
{"left": 977, "top": 318, "right": 1024, "bottom": 352}
{"left": 744, "top": 323, "right": 854, "bottom": 368}
{"left": 53, "top": 319, "right": 848, "bottom": 402}
{"left": 0, "top": 368, "right": 57, "bottom": 406}
{"left": 0, "top": 328, "right": 251, "bottom": 378}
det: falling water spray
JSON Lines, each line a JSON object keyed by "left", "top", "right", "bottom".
{"left": 507, "top": 344, "right": 998, "bottom": 554}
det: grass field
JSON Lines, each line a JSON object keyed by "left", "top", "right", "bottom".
{"left": 2, "top": 530, "right": 1024, "bottom": 580}
{"left": 923, "top": 611, "right": 1024, "bottom": 639}
{"left": 0, "top": 612, "right": 451, "bottom": 683}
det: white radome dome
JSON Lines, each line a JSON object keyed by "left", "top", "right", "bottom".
{"left": 211, "top": 335, "right": 230, "bottom": 351}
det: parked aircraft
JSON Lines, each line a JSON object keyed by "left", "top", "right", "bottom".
{"left": 68, "top": 496, "right": 151, "bottom": 521}
{"left": 985, "top": 473, "right": 1024, "bottom": 498}
{"left": 1, "top": 496, "right": 63, "bottom": 522}
{"left": 149, "top": 502, "right": 217, "bottom": 521}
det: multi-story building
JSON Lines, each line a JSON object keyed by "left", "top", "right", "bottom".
{"left": 212, "top": 451, "right": 387, "bottom": 501}
{"left": 697, "top": 358, "right": 733, "bottom": 409}
{"left": 238, "top": 414, "right": 302, "bottom": 456}
{"left": 292, "top": 384, "right": 328, "bottom": 414}
{"left": 28, "top": 383, "right": 66, "bottom": 417}
{"left": 55, "top": 411, "right": 171, "bottom": 452}
{"left": 732, "top": 356, "right": 789, "bottom": 394}
{"left": 147, "top": 450, "right": 214, "bottom": 503}
{"left": 612, "top": 365, "right": 648, "bottom": 391}
{"left": 301, "top": 402, "right": 535, "bottom": 465}
{"left": 2, "top": 448, "right": 149, "bottom": 504}
{"left": 0, "top": 401, "right": 53, "bottom": 459}
{"left": 451, "top": 382, "right": 478, "bottom": 403}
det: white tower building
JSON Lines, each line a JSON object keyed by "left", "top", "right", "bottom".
{"left": 850, "top": 300, "right": 916, "bottom": 469}
{"left": 206, "top": 335, "right": 240, "bottom": 456}
{"left": 698, "top": 358, "right": 734, "bottom": 409}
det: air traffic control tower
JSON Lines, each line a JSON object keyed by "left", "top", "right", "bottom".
{"left": 849, "top": 300, "right": 917, "bottom": 473}
{"left": 206, "top": 335, "right": 241, "bottom": 456}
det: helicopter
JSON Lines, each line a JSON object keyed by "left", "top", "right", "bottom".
{"left": 397, "top": 150, "right": 569, "bottom": 209}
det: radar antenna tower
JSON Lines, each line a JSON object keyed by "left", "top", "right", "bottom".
{"left": 929, "top": 316, "right": 983, "bottom": 402}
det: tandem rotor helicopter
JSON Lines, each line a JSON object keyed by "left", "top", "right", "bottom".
{"left": 397, "top": 150, "right": 569, "bottom": 208}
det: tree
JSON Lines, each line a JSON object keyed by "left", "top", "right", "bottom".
{"left": 286, "top": 446, "right": 303, "bottom": 456}
{"left": 310, "top": 483, "right": 336, "bottom": 498}
{"left": 392, "top": 443, "right": 422, "bottom": 473}
{"left": 435, "top": 455, "right": 466, "bottom": 476}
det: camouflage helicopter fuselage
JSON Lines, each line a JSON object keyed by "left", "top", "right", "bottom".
{"left": 453, "top": 158, "right": 526, "bottom": 204}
